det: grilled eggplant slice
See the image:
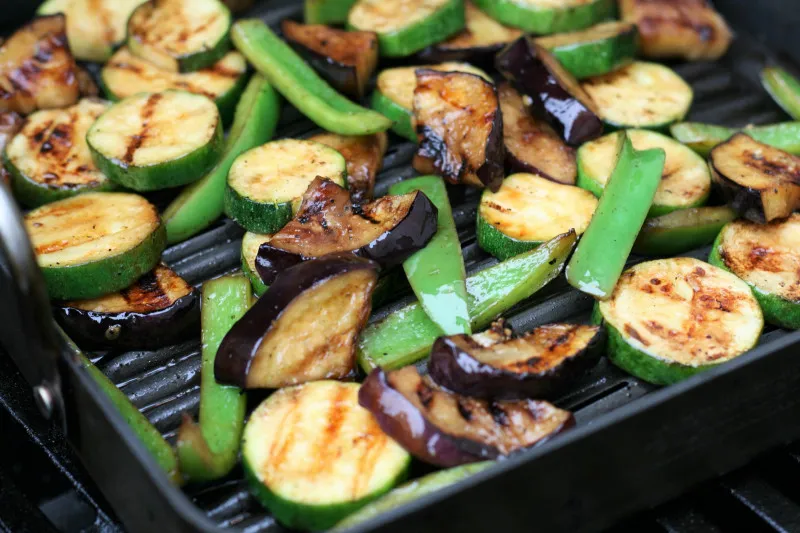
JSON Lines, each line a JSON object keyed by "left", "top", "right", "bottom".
{"left": 54, "top": 264, "right": 198, "bottom": 350}
{"left": 497, "top": 37, "right": 603, "bottom": 146}
{"left": 710, "top": 133, "right": 800, "bottom": 223}
{"left": 307, "top": 131, "right": 388, "bottom": 202}
{"left": 281, "top": 21, "right": 378, "bottom": 100}
{"left": 360, "top": 366, "right": 574, "bottom": 467}
{"left": 619, "top": 0, "right": 732, "bottom": 61}
{"left": 0, "top": 15, "right": 80, "bottom": 115}
{"left": 255, "top": 177, "right": 437, "bottom": 285}
{"left": 412, "top": 69, "right": 504, "bottom": 191}
{"left": 0, "top": 112, "right": 23, "bottom": 186}
{"left": 498, "top": 83, "right": 576, "bottom": 185}
{"left": 215, "top": 255, "right": 379, "bottom": 388}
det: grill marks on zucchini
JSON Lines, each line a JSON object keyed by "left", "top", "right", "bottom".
{"left": 308, "top": 131, "right": 387, "bottom": 202}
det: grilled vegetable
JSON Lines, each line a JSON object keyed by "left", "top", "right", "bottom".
{"left": 307, "top": 131, "right": 388, "bottom": 203}
{"left": 100, "top": 48, "right": 249, "bottom": 126}
{"left": 232, "top": 19, "right": 392, "bottom": 135}
{"left": 578, "top": 130, "right": 711, "bottom": 217}
{"left": 709, "top": 215, "right": 800, "bottom": 330}
{"left": 358, "top": 230, "right": 577, "bottom": 371}
{"left": 632, "top": 206, "right": 737, "bottom": 257}
{"left": 390, "top": 176, "right": 470, "bottom": 336}
{"left": 581, "top": 62, "right": 693, "bottom": 130}
{"left": 25, "top": 192, "right": 165, "bottom": 301}
{"left": 709, "top": 133, "right": 800, "bottom": 224}
{"left": 360, "top": 366, "right": 574, "bottom": 467}
{"left": 282, "top": 21, "right": 378, "bottom": 100}
{"left": 241, "top": 232, "right": 272, "bottom": 296}
{"left": 536, "top": 21, "right": 637, "bottom": 79}
{"left": 255, "top": 178, "right": 437, "bottom": 284}
{"left": 5, "top": 99, "right": 116, "bottom": 208}
{"left": 761, "top": 67, "right": 800, "bottom": 121}
{"left": 87, "top": 91, "right": 224, "bottom": 192}
{"left": 224, "top": 139, "right": 347, "bottom": 234}
{"left": 127, "top": 0, "right": 232, "bottom": 72}
{"left": 497, "top": 37, "right": 603, "bottom": 146}
{"left": 371, "top": 62, "right": 490, "bottom": 141}
{"left": 215, "top": 256, "right": 378, "bottom": 388}
{"left": 412, "top": 69, "right": 504, "bottom": 191}
{"left": 498, "top": 83, "right": 576, "bottom": 185}
{"left": 619, "top": 0, "right": 732, "bottom": 61}
{"left": 472, "top": 0, "right": 614, "bottom": 35}
{"left": 242, "top": 381, "right": 410, "bottom": 531}
{"left": 222, "top": 0, "right": 253, "bottom": 12}
{"left": 347, "top": 0, "right": 465, "bottom": 57}
{"left": 0, "top": 112, "right": 22, "bottom": 186}
{"left": 567, "top": 132, "right": 665, "bottom": 299}
{"left": 76, "top": 67, "right": 100, "bottom": 98}
{"left": 163, "top": 75, "right": 280, "bottom": 244}
{"left": 597, "top": 258, "right": 763, "bottom": 385}
{"left": 304, "top": 0, "right": 358, "bottom": 24}
{"left": 54, "top": 264, "right": 197, "bottom": 350}
{"left": 670, "top": 122, "right": 800, "bottom": 158}
{"left": 37, "top": 0, "right": 145, "bottom": 62}
{"left": 477, "top": 173, "right": 597, "bottom": 261}
{"left": 177, "top": 274, "right": 250, "bottom": 483}
{"left": 0, "top": 15, "right": 80, "bottom": 115}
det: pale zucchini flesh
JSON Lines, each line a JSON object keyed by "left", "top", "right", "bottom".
{"left": 376, "top": 62, "right": 490, "bottom": 111}
{"left": 437, "top": 2, "right": 523, "bottom": 50}
{"left": 349, "top": 0, "right": 453, "bottom": 33}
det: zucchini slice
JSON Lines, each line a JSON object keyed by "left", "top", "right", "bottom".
{"left": 670, "top": 121, "right": 800, "bottom": 158}
{"left": 304, "top": 0, "right": 358, "bottom": 24}
{"left": 127, "top": 0, "right": 232, "bottom": 72}
{"left": 37, "top": 0, "right": 145, "bottom": 62}
{"left": 577, "top": 129, "right": 711, "bottom": 216}
{"left": 24, "top": 192, "right": 166, "bottom": 300}
{"left": 632, "top": 206, "right": 737, "bottom": 257}
{"left": 54, "top": 264, "right": 198, "bottom": 350}
{"left": 225, "top": 139, "right": 347, "bottom": 234}
{"left": 87, "top": 90, "right": 224, "bottom": 192}
{"left": 308, "top": 131, "right": 388, "bottom": 203}
{"left": 5, "top": 98, "right": 116, "bottom": 208}
{"left": 242, "top": 381, "right": 410, "bottom": 531}
{"left": 535, "top": 21, "right": 638, "bottom": 79}
{"left": 100, "top": 47, "right": 248, "bottom": 126}
{"left": 472, "top": 0, "right": 615, "bottom": 34}
{"left": 710, "top": 133, "right": 800, "bottom": 224}
{"left": 477, "top": 173, "right": 597, "bottom": 260}
{"left": 597, "top": 257, "right": 763, "bottom": 385}
{"left": 241, "top": 232, "right": 272, "bottom": 297}
{"left": 581, "top": 62, "right": 693, "bottom": 130}
{"left": 709, "top": 214, "right": 800, "bottom": 330}
{"left": 0, "top": 112, "right": 23, "bottom": 186}
{"left": 347, "top": 0, "right": 466, "bottom": 57}
{"left": 282, "top": 21, "right": 379, "bottom": 100}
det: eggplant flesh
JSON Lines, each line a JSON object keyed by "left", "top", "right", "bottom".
{"left": 53, "top": 264, "right": 199, "bottom": 350}
{"left": 497, "top": 37, "right": 603, "bottom": 146}
{"left": 359, "top": 366, "right": 574, "bottom": 467}
{"left": 412, "top": 69, "right": 505, "bottom": 192}
{"left": 255, "top": 177, "right": 437, "bottom": 285}
{"left": 308, "top": 131, "right": 388, "bottom": 203}
{"left": 0, "top": 111, "right": 23, "bottom": 185}
{"left": 215, "top": 255, "right": 379, "bottom": 389}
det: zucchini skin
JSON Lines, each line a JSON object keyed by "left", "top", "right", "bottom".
{"left": 473, "top": 0, "right": 615, "bottom": 35}
{"left": 370, "top": 90, "right": 416, "bottom": 141}
{"left": 632, "top": 206, "right": 736, "bottom": 256}
{"left": 762, "top": 67, "right": 800, "bottom": 121}
{"left": 476, "top": 212, "right": 541, "bottom": 261}
{"left": 541, "top": 23, "right": 638, "bottom": 79}
{"left": 670, "top": 122, "right": 800, "bottom": 158}
{"left": 224, "top": 184, "right": 293, "bottom": 234}
{"left": 304, "top": 0, "right": 358, "bottom": 24}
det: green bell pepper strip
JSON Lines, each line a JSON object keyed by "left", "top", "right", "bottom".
{"left": 176, "top": 273, "right": 252, "bottom": 483}
{"left": 669, "top": 121, "right": 800, "bottom": 157}
{"left": 231, "top": 19, "right": 392, "bottom": 136}
{"left": 163, "top": 75, "right": 280, "bottom": 244}
{"left": 358, "top": 230, "right": 577, "bottom": 372}
{"left": 304, "top": 0, "right": 358, "bottom": 24}
{"left": 632, "top": 206, "right": 737, "bottom": 256}
{"left": 761, "top": 67, "right": 800, "bottom": 120}
{"left": 389, "top": 176, "right": 470, "bottom": 336}
{"left": 566, "top": 132, "right": 665, "bottom": 299}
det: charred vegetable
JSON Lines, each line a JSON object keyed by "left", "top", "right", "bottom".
{"left": 632, "top": 206, "right": 737, "bottom": 257}
{"left": 0, "top": 112, "right": 24, "bottom": 186}
{"left": 307, "top": 131, "right": 388, "bottom": 203}
{"left": 241, "top": 232, "right": 272, "bottom": 296}
{"left": 670, "top": 122, "right": 800, "bottom": 158}
{"left": 472, "top": 0, "right": 615, "bottom": 35}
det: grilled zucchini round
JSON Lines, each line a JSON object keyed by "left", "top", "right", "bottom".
{"left": 241, "top": 231, "right": 272, "bottom": 297}
{"left": 472, "top": 0, "right": 615, "bottom": 35}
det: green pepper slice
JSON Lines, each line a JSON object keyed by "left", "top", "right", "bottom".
{"left": 670, "top": 121, "right": 800, "bottom": 157}
{"left": 761, "top": 67, "right": 800, "bottom": 120}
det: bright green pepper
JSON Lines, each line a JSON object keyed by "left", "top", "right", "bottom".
{"left": 669, "top": 121, "right": 800, "bottom": 157}
{"left": 389, "top": 176, "right": 470, "bottom": 336}
{"left": 176, "top": 274, "right": 251, "bottom": 483}
{"left": 566, "top": 132, "right": 665, "bottom": 299}
{"left": 163, "top": 75, "right": 280, "bottom": 244}
{"left": 632, "top": 206, "right": 737, "bottom": 256}
{"left": 231, "top": 19, "right": 392, "bottom": 136}
{"left": 358, "top": 230, "right": 577, "bottom": 371}
{"left": 304, "top": 0, "right": 358, "bottom": 24}
{"left": 761, "top": 67, "right": 800, "bottom": 120}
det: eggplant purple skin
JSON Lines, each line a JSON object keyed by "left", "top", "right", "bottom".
{"left": 286, "top": 42, "right": 361, "bottom": 98}
{"left": 711, "top": 166, "right": 773, "bottom": 224}
{"left": 496, "top": 37, "right": 603, "bottom": 146}
{"left": 416, "top": 43, "right": 505, "bottom": 70}
{"left": 255, "top": 191, "right": 438, "bottom": 285}
{"left": 428, "top": 328, "right": 606, "bottom": 400}
{"left": 214, "top": 255, "right": 379, "bottom": 388}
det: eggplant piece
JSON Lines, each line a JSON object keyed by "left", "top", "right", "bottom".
{"left": 412, "top": 69, "right": 504, "bottom": 191}
{"left": 710, "top": 133, "right": 800, "bottom": 223}
{"left": 281, "top": 20, "right": 379, "bottom": 100}
{"left": 498, "top": 83, "right": 577, "bottom": 185}
{"left": 215, "top": 255, "right": 379, "bottom": 388}
{"left": 0, "top": 15, "right": 81, "bottom": 115}
{"left": 429, "top": 320, "right": 604, "bottom": 400}
{"left": 0, "top": 111, "right": 22, "bottom": 186}
{"left": 307, "top": 131, "right": 388, "bottom": 203}
{"left": 255, "top": 177, "right": 437, "bottom": 285}
{"left": 53, "top": 264, "right": 199, "bottom": 350}
{"left": 496, "top": 36, "right": 603, "bottom": 146}
{"left": 359, "top": 366, "right": 574, "bottom": 467}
